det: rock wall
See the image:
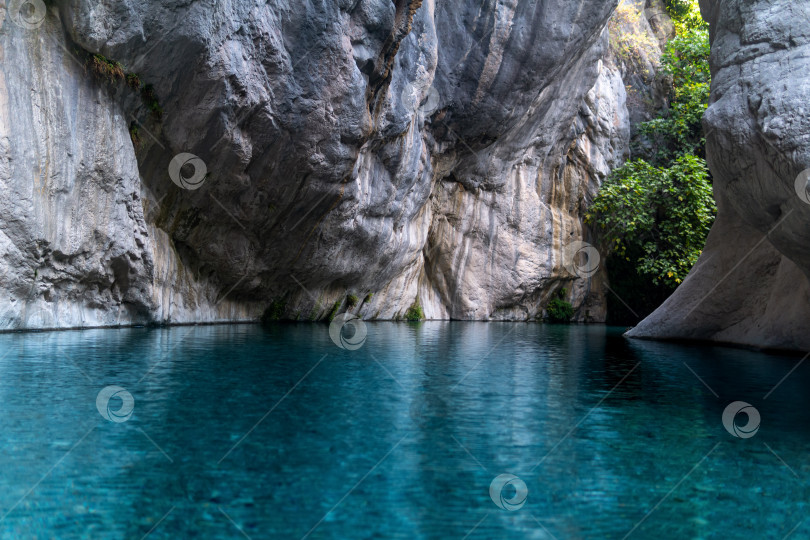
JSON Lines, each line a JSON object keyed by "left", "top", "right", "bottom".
{"left": 0, "top": 0, "right": 633, "bottom": 328}
{"left": 627, "top": 0, "right": 810, "bottom": 351}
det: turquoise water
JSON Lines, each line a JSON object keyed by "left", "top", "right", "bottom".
{"left": 0, "top": 323, "right": 807, "bottom": 539}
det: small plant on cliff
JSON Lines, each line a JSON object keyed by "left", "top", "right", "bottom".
{"left": 80, "top": 49, "right": 164, "bottom": 123}
{"left": 346, "top": 294, "right": 359, "bottom": 309}
{"left": 89, "top": 54, "right": 126, "bottom": 83}
{"left": 327, "top": 300, "right": 342, "bottom": 322}
{"left": 261, "top": 298, "right": 286, "bottom": 323}
{"left": 140, "top": 84, "right": 163, "bottom": 120}
{"left": 404, "top": 301, "right": 424, "bottom": 322}
{"left": 546, "top": 288, "right": 574, "bottom": 324}
{"left": 125, "top": 73, "right": 142, "bottom": 91}
{"left": 128, "top": 122, "right": 141, "bottom": 148}
{"left": 364, "top": 293, "right": 373, "bottom": 303}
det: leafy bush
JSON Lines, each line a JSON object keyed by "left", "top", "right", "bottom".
{"left": 364, "top": 293, "right": 373, "bottom": 303}
{"left": 404, "top": 302, "right": 424, "bottom": 322}
{"left": 638, "top": 2, "right": 710, "bottom": 163}
{"left": 588, "top": 0, "right": 713, "bottom": 323}
{"left": 586, "top": 155, "right": 715, "bottom": 289}
{"left": 546, "top": 289, "right": 574, "bottom": 324}
{"left": 346, "top": 294, "right": 359, "bottom": 309}
{"left": 666, "top": 0, "right": 707, "bottom": 31}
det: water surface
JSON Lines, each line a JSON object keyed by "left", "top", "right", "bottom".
{"left": 0, "top": 323, "right": 807, "bottom": 539}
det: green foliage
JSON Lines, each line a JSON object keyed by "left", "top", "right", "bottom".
{"left": 126, "top": 73, "right": 141, "bottom": 90}
{"left": 364, "top": 293, "right": 373, "bottom": 303}
{"left": 587, "top": 0, "right": 713, "bottom": 323}
{"left": 609, "top": 2, "right": 660, "bottom": 72}
{"left": 129, "top": 122, "right": 141, "bottom": 148}
{"left": 89, "top": 54, "right": 125, "bottom": 83}
{"left": 586, "top": 155, "right": 715, "bottom": 289}
{"left": 640, "top": 0, "right": 710, "bottom": 163}
{"left": 261, "top": 298, "right": 286, "bottom": 323}
{"left": 81, "top": 49, "right": 163, "bottom": 123}
{"left": 346, "top": 294, "right": 359, "bottom": 309}
{"left": 664, "top": 0, "right": 692, "bottom": 20}
{"left": 404, "top": 301, "right": 424, "bottom": 322}
{"left": 666, "top": 0, "right": 707, "bottom": 32}
{"left": 546, "top": 288, "right": 574, "bottom": 324}
{"left": 140, "top": 84, "right": 163, "bottom": 120}
{"left": 327, "top": 300, "right": 342, "bottom": 322}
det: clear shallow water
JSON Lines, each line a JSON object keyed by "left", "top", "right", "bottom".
{"left": 0, "top": 323, "right": 808, "bottom": 539}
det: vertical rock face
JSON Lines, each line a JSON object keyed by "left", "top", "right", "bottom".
{"left": 627, "top": 0, "right": 810, "bottom": 350}
{"left": 0, "top": 0, "right": 630, "bottom": 328}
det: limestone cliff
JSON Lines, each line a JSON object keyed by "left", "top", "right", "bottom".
{"left": 628, "top": 0, "right": 810, "bottom": 350}
{"left": 0, "top": 0, "right": 640, "bottom": 328}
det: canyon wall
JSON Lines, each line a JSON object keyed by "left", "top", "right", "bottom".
{"left": 628, "top": 0, "right": 810, "bottom": 350}
{"left": 0, "top": 0, "right": 636, "bottom": 328}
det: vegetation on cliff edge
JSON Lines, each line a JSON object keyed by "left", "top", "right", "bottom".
{"left": 588, "top": 0, "right": 714, "bottom": 324}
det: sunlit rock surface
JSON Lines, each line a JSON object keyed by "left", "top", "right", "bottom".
{"left": 0, "top": 0, "right": 632, "bottom": 328}
{"left": 628, "top": 0, "right": 810, "bottom": 350}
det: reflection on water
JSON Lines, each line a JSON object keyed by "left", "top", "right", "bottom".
{"left": 0, "top": 323, "right": 807, "bottom": 539}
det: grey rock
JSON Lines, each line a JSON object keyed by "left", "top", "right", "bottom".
{"left": 609, "top": 0, "right": 672, "bottom": 130}
{"left": 0, "top": 0, "right": 632, "bottom": 328}
{"left": 627, "top": 0, "right": 810, "bottom": 350}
